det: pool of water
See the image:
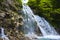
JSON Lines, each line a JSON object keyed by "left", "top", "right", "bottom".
{"left": 37, "top": 38, "right": 60, "bottom": 40}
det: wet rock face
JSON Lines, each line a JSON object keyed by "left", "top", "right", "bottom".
{"left": 35, "top": 26, "right": 42, "bottom": 36}
{"left": 0, "top": 12, "right": 25, "bottom": 40}
{"left": 0, "top": 0, "right": 26, "bottom": 40}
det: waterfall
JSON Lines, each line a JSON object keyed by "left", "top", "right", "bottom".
{"left": 21, "top": 0, "right": 60, "bottom": 40}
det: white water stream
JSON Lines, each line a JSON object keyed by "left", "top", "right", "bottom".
{"left": 0, "top": 27, "right": 9, "bottom": 40}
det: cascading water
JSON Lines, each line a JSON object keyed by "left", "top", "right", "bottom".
{"left": 22, "top": 0, "right": 60, "bottom": 40}
{"left": 0, "top": 27, "right": 9, "bottom": 40}
{"left": 34, "top": 15, "right": 58, "bottom": 35}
